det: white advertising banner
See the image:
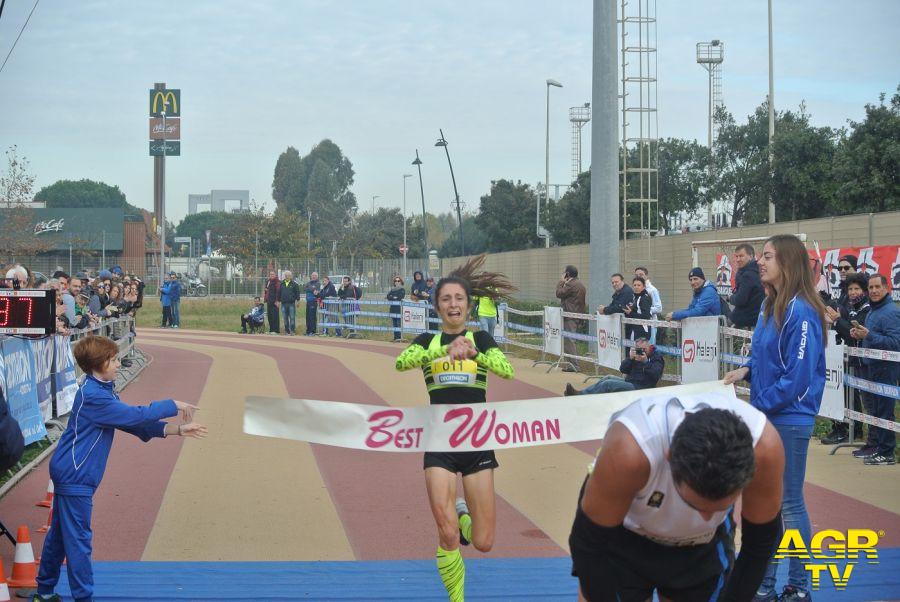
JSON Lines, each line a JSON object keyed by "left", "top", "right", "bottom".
{"left": 543, "top": 306, "right": 563, "bottom": 356}
{"left": 401, "top": 302, "right": 427, "bottom": 333}
{"left": 245, "top": 381, "right": 734, "bottom": 452}
{"left": 820, "top": 331, "right": 845, "bottom": 421}
{"left": 680, "top": 316, "right": 721, "bottom": 384}
{"left": 595, "top": 312, "right": 623, "bottom": 370}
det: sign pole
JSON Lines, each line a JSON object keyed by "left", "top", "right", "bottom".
{"left": 160, "top": 109, "right": 167, "bottom": 291}
{"left": 152, "top": 82, "right": 166, "bottom": 291}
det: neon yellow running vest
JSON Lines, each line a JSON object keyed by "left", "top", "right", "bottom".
{"left": 423, "top": 331, "right": 489, "bottom": 393}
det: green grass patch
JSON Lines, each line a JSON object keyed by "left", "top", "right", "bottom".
{"left": 136, "top": 297, "right": 255, "bottom": 333}
{"left": 1, "top": 437, "right": 53, "bottom": 489}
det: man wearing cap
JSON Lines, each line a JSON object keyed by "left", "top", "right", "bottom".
{"left": 666, "top": 268, "right": 721, "bottom": 321}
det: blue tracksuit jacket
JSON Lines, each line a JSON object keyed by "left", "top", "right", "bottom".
{"left": 746, "top": 296, "right": 826, "bottom": 426}
{"left": 49, "top": 375, "right": 177, "bottom": 495}
{"left": 672, "top": 281, "right": 720, "bottom": 320}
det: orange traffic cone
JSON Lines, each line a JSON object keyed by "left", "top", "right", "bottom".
{"left": 37, "top": 503, "right": 52, "bottom": 534}
{"left": 0, "top": 558, "right": 10, "bottom": 601}
{"left": 7, "top": 526, "right": 37, "bottom": 588}
{"left": 35, "top": 479, "right": 53, "bottom": 508}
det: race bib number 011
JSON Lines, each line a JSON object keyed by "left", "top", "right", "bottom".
{"left": 432, "top": 358, "right": 477, "bottom": 386}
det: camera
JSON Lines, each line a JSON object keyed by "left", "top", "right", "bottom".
{"left": 634, "top": 347, "right": 645, "bottom": 356}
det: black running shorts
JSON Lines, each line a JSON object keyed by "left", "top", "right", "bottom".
{"left": 424, "top": 451, "right": 499, "bottom": 476}
{"left": 569, "top": 480, "right": 735, "bottom": 602}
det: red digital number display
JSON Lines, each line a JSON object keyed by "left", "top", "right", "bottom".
{"left": 0, "top": 290, "right": 55, "bottom": 333}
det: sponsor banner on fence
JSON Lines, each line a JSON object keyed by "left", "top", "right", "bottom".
{"left": 31, "top": 337, "right": 55, "bottom": 422}
{"left": 543, "top": 306, "right": 563, "bottom": 356}
{"left": 680, "top": 316, "right": 720, "bottom": 384}
{"left": 0, "top": 338, "right": 47, "bottom": 444}
{"left": 54, "top": 334, "right": 79, "bottom": 416}
{"left": 401, "top": 301, "right": 427, "bottom": 332}
{"left": 716, "top": 245, "right": 900, "bottom": 302}
{"left": 595, "top": 312, "right": 623, "bottom": 370}
{"left": 245, "top": 381, "right": 734, "bottom": 452}
{"left": 820, "top": 331, "right": 845, "bottom": 421}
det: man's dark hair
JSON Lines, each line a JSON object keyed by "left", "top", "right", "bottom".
{"left": 611, "top": 273, "right": 624, "bottom": 281}
{"left": 868, "top": 273, "right": 888, "bottom": 287}
{"left": 845, "top": 273, "right": 868, "bottom": 291}
{"left": 633, "top": 275, "right": 646, "bottom": 286}
{"left": 565, "top": 265, "right": 578, "bottom": 278}
{"left": 635, "top": 266, "right": 649, "bottom": 276}
{"left": 52, "top": 270, "right": 69, "bottom": 280}
{"left": 735, "top": 243, "right": 755, "bottom": 256}
{"left": 670, "top": 408, "right": 755, "bottom": 500}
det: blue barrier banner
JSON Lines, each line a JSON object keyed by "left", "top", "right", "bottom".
{"left": 0, "top": 337, "right": 47, "bottom": 444}
{"left": 54, "top": 334, "right": 79, "bottom": 416}
{"left": 31, "top": 337, "right": 55, "bottom": 422}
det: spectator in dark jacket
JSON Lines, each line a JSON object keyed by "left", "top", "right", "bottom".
{"left": 0, "top": 386, "right": 25, "bottom": 473}
{"left": 264, "top": 270, "right": 281, "bottom": 334}
{"left": 835, "top": 254, "right": 864, "bottom": 308}
{"left": 667, "top": 268, "right": 721, "bottom": 321}
{"left": 851, "top": 274, "right": 900, "bottom": 466}
{"left": 387, "top": 275, "right": 406, "bottom": 341}
{"left": 337, "top": 276, "right": 362, "bottom": 337}
{"left": 556, "top": 265, "right": 588, "bottom": 370}
{"left": 728, "top": 244, "right": 765, "bottom": 328}
{"left": 565, "top": 338, "right": 663, "bottom": 395}
{"left": 240, "top": 297, "right": 266, "bottom": 333}
{"left": 624, "top": 276, "right": 652, "bottom": 340}
{"left": 304, "top": 272, "right": 320, "bottom": 336}
{"left": 597, "top": 273, "right": 633, "bottom": 316}
{"left": 279, "top": 271, "right": 301, "bottom": 335}
{"left": 822, "top": 273, "right": 871, "bottom": 445}
{"left": 410, "top": 271, "right": 428, "bottom": 302}
{"left": 319, "top": 275, "right": 337, "bottom": 335}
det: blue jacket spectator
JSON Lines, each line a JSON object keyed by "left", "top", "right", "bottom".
{"left": 670, "top": 267, "right": 721, "bottom": 320}
{"left": 168, "top": 277, "right": 181, "bottom": 302}
{"left": 411, "top": 271, "right": 429, "bottom": 302}
{"left": 159, "top": 282, "right": 172, "bottom": 307}
{"left": 305, "top": 275, "right": 320, "bottom": 303}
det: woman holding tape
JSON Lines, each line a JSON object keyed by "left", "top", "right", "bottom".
{"left": 724, "top": 234, "right": 828, "bottom": 602}
{"left": 395, "top": 255, "right": 516, "bottom": 602}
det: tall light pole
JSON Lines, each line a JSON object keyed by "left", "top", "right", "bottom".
{"left": 767, "top": 0, "right": 776, "bottom": 224}
{"left": 543, "top": 79, "right": 563, "bottom": 249}
{"left": 435, "top": 129, "right": 465, "bottom": 256}
{"left": 371, "top": 195, "right": 380, "bottom": 214}
{"left": 412, "top": 150, "right": 429, "bottom": 258}
{"left": 402, "top": 173, "right": 412, "bottom": 278}
{"left": 307, "top": 208, "right": 312, "bottom": 277}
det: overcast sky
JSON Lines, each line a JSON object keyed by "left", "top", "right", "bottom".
{"left": 1, "top": 0, "right": 897, "bottom": 223}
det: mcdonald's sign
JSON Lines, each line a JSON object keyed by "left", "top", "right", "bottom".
{"left": 149, "top": 88, "right": 180, "bottom": 117}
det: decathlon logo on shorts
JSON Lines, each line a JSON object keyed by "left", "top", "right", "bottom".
{"left": 775, "top": 528, "right": 881, "bottom": 590}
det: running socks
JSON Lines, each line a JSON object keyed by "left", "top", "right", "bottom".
{"left": 436, "top": 546, "right": 465, "bottom": 602}
{"left": 459, "top": 512, "right": 473, "bottom": 545}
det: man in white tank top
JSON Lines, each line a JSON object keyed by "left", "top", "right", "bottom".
{"left": 570, "top": 392, "right": 785, "bottom": 602}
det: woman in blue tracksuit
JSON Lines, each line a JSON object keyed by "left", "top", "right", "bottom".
{"left": 725, "top": 234, "right": 827, "bottom": 602}
{"left": 34, "top": 336, "right": 207, "bottom": 602}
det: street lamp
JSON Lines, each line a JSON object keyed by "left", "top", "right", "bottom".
{"left": 435, "top": 129, "right": 465, "bottom": 256}
{"left": 371, "top": 195, "right": 380, "bottom": 214}
{"left": 402, "top": 173, "right": 413, "bottom": 278}
{"left": 767, "top": 0, "right": 776, "bottom": 224}
{"left": 412, "top": 150, "right": 429, "bottom": 258}
{"left": 541, "top": 78, "right": 563, "bottom": 249}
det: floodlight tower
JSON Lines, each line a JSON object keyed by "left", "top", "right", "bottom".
{"left": 697, "top": 39, "right": 724, "bottom": 226}
{"left": 569, "top": 103, "right": 591, "bottom": 181}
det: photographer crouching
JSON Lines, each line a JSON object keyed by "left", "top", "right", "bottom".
{"left": 564, "top": 337, "right": 664, "bottom": 396}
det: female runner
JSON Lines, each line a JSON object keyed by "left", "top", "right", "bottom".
{"left": 395, "top": 255, "right": 516, "bottom": 602}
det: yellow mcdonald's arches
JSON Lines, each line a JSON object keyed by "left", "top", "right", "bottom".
{"left": 151, "top": 90, "right": 178, "bottom": 115}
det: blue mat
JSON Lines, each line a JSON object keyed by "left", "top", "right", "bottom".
{"left": 44, "top": 553, "right": 899, "bottom": 601}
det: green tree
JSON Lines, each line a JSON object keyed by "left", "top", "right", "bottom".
{"left": 711, "top": 105, "right": 771, "bottom": 226}
{"left": 271, "top": 146, "right": 306, "bottom": 210}
{"left": 352, "top": 207, "right": 404, "bottom": 258}
{"left": 832, "top": 87, "right": 900, "bottom": 214}
{"left": 439, "top": 215, "right": 486, "bottom": 256}
{"left": 657, "top": 138, "right": 710, "bottom": 232}
{"left": 0, "top": 146, "right": 51, "bottom": 257}
{"left": 476, "top": 180, "right": 542, "bottom": 252}
{"left": 175, "top": 211, "right": 236, "bottom": 252}
{"left": 545, "top": 170, "right": 590, "bottom": 245}
{"left": 34, "top": 179, "right": 142, "bottom": 215}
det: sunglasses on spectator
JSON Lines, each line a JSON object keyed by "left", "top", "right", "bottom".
{"left": 838, "top": 265, "right": 853, "bottom": 271}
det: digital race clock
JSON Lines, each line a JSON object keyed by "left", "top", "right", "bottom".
{"left": 0, "top": 289, "right": 57, "bottom": 335}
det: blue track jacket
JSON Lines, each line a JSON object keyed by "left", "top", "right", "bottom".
{"left": 672, "top": 281, "right": 720, "bottom": 320}
{"left": 746, "top": 296, "right": 826, "bottom": 426}
{"left": 49, "top": 376, "right": 177, "bottom": 496}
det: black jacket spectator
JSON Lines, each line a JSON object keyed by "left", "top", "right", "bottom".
{"left": 729, "top": 259, "right": 765, "bottom": 328}
{"left": 338, "top": 281, "right": 362, "bottom": 301}
{"left": 603, "top": 284, "right": 634, "bottom": 315}
{"left": 410, "top": 271, "right": 428, "bottom": 302}
{"left": 0, "top": 387, "right": 25, "bottom": 472}
{"left": 834, "top": 294, "right": 871, "bottom": 367}
{"left": 279, "top": 278, "right": 301, "bottom": 304}
{"left": 320, "top": 279, "right": 337, "bottom": 300}
{"left": 625, "top": 290, "right": 652, "bottom": 340}
{"left": 619, "top": 348, "right": 665, "bottom": 390}
{"left": 264, "top": 277, "right": 281, "bottom": 303}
